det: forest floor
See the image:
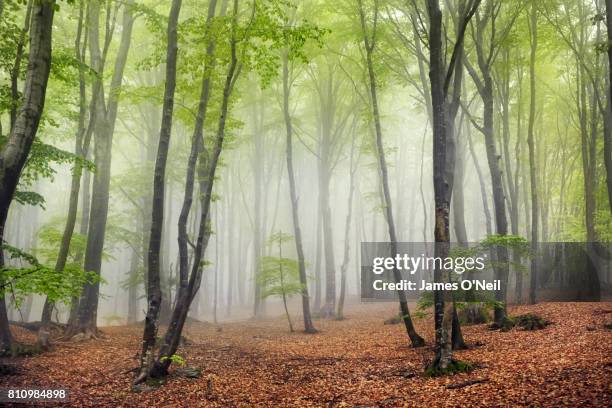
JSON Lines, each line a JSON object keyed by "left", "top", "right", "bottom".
{"left": 1, "top": 302, "right": 611, "bottom": 407}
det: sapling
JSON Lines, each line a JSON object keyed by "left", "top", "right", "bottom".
{"left": 256, "top": 232, "right": 307, "bottom": 332}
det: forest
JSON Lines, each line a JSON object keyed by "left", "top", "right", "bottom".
{"left": 0, "top": 0, "right": 611, "bottom": 406}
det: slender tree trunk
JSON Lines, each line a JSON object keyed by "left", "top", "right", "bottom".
{"left": 252, "top": 94, "right": 265, "bottom": 317}
{"left": 466, "top": 125, "right": 492, "bottom": 236}
{"left": 469, "top": 24, "right": 510, "bottom": 322}
{"left": 136, "top": 0, "right": 182, "bottom": 384}
{"left": 318, "top": 160, "right": 336, "bottom": 318}
{"left": 38, "top": 0, "right": 90, "bottom": 349}
{"left": 278, "top": 240, "right": 293, "bottom": 332}
{"left": 127, "top": 244, "right": 139, "bottom": 324}
{"left": 67, "top": 151, "right": 92, "bottom": 328}
{"left": 528, "top": 1, "right": 538, "bottom": 304}
{"left": 336, "top": 129, "right": 357, "bottom": 320}
{"left": 605, "top": 0, "right": 612, "bottom": 212}
{"left": 146, "top": 1, "right": 241, "bottom": 378}
{"left": 176, "top": 0, "right": 218, "bottom": 324}
{"left": 0, "top": 0, "right": 56, "bottom": 354}
{"left": 282, "top": 53, "right": 317, "bottom": 334}
{"left": 358, "top": 0, "right": 424, "bottom": 347}
{"left": 313, "top": 203, "right": 323, "bottom": 312}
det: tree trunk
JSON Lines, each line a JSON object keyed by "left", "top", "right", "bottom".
{"left": 527, "top": 1, "right": 538, "bottom": 305}
{"left": 278, "top": 240, "right": 294, "bottom": 332}
{"left": 318, "top": 160, "right": 336, "bottom": 318}
{"left": 465, "top": 125, "right": 492, "bottom": 236}
{"left": 0, "top": 0, "right": 55, "bottom": 354}
{"left": 427, "top": 0, "right": 453, "bottom": 367}
{"left": 38, "top": 0, "right": 91, "bottom": 349}
{"left": 358, "top": 0, "right": 424, "bottom": 348}
{"left": 336, "top": 128, "right": 357, "bottom": 320}
{"left": 127, "top": 245, "right": 139, "bottom": 325}
{"left": 145, "top": 1, "right": 241, "bottom": 379}
{"left": 71, "top": 0, "right": 135, "bottom": 337}
{"left": 313, "top": 203, "right": 323, "bottom": 312}
{"left": 252, "top": 95, "right": 265, "bottom": 318}
{"left": 282, "top": 53, "right": 317, "bottom": 334}
{"left": 605, "top": 0, "right": 612, "bottom": 213}
{"left": 469, "top": 13, "right": 510, "bottom": 323}
{"left": 136, "top": 0, "right": 182, "bottom": 384}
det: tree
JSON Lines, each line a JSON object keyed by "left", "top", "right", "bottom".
{"left": 68, "top": 0, "right": 136, "bottom": 338}
{"left": 606, "top": 0, "right": 612, "bottom": 213}
{"left": 425, "top": 0, "right": 480, "bottom": 371}
{"left": 38, "top": 0, "right": 92, "bottom": 349}
{"left": 257, "top": 232, "right": 305, "bottom": 332}
{"left": 336, "top": 119, "right": 359, "bottom": 320}
{"left": 137, "top": 0, "right": 183, "bottom": 383}
{"left": 282, "top": 51, "right": 317, "bottom": 333}
{"left": 465, "top": 0, "right": 517, "bottom": 324}
{"left": 357, "top": 0, "right": 424, "bottom": 348}
{"left": 0, "top": 0, "right": 56, "bottom": 354}
{"left": 527, "top": 0, "right": 538, "bottom": 305}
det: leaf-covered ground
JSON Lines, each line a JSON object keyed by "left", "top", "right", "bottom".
{"left": 1, "top": 302, "right": 611, "bottom": 407}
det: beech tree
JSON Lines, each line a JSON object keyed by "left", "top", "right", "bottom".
{"left": 0, "top": 0, "right": 56, "bottom": 354}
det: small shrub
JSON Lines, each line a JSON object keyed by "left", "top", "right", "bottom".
{"left": 459, "top": 305, "right": 489, "bottom": 325}
{"left": 489, "top": 316, "right": 515, "bottom": 332}
{"left": 383, "top": 314, "right": 402, "bottom": 325}
{"left": 514, "top": 314, "right": 550, "bottom": 330}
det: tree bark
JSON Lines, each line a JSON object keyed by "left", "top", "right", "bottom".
{"left": 467, "top": 2, "right": 510, "bottom": 323}
{"left": 282, "top": 52, "right": 317, "bottom": 334}
{"left": 38, "top": 0, "right": 91, "bottom": 349}
{"left": 145, "top": 0, "right": 242, "bottom": 379}
{"left": 358, "top": 0, "right": 424, "bottom": 347}
{"left": 0, "top": 0, "right": 55, "bottom": 354}
{"left": 527, "top": 1, "right": 538, "bottom": 305}
{"left": 426, "top": 0, "right": 480, "bottom": 368}
{"left": 336, "top": 126, "right": 357, "bottom": 320}
{"left": 137, "top": 0, "right": 182, "bottom": 384}
{"left": 71, "top": 0, "right": 135, "bottom": 337}
{"left": 605, "top": 0, "right": 612, "bottom": 213}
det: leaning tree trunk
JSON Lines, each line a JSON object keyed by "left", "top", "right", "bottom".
{"left": 144, "top": 1, "right": 242, "bottom": 380}
{"left": 282, "top": 53, "right": 317, "bottom": 334}
{"left": 0, "top": 0, "right": 55, "bottom": 354}
{"left": 136, "top": 0, "right": 182, "bottom": 384}
{"left": 358, "top": 0, "right": 424, "bottom": 348}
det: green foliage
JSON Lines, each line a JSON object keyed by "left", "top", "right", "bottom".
{"left": 480, "top": 234, "right": 529, "bottom": 253}
{"left": 20, "top": 139, "right": 94, "bottom": 186}
{"left": 36, "top": 221, "right": 87, "bottom": 264}
{"left": 0, "top": 242, "right": 97, "bottom": 307}
{"left": 257, "top": 256, "right": 305, "bottom": 299}
{"left": 13, "top": 190, "right": 46, "bottom": 208}
{"left": 256, "top": 232, "right": 305, "bottom": 300}
{"left": 160, "top": 354, "right": 187, "bottom": 367}
{"left": 416, "top": 290, "right": 503, "bottom": 321}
